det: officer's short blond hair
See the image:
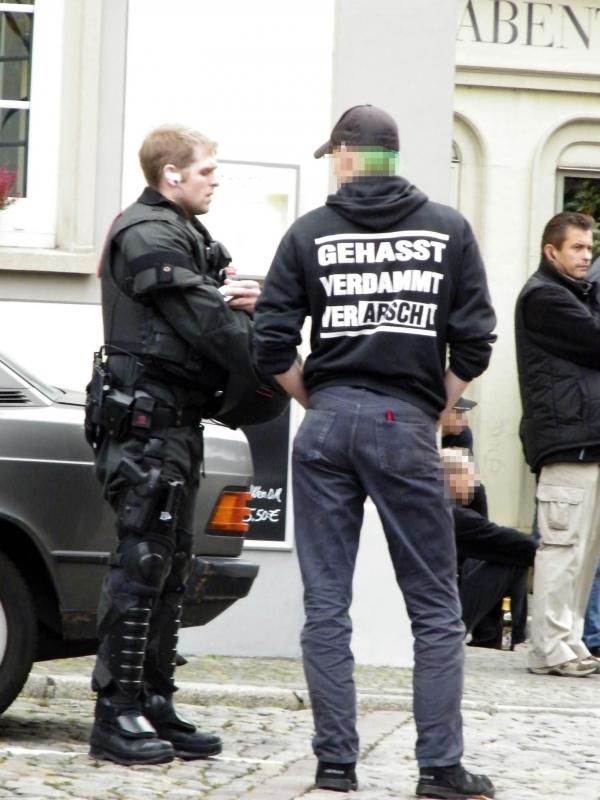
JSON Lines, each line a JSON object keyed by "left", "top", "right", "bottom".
{"left": 139, "top": 124, "right": 217, "bottom": 189}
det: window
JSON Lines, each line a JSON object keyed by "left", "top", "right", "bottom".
{"left": 556, "top": 175, "right": 600, "bottom": 258}
{"left": 0, "top": 0, "right": 63, "bottom": 249}
{"left": 451, "top": 114, "right": 485, "bottom": 242}
{"left": 0, "top": 2, "right": 33, "bottom": 200}
{"left": 556, "top": 143, "right": 600, "bottom": 259}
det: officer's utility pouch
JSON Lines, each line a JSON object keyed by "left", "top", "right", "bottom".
{"left": 84, "top": 350, "right": 111, "bottom": 450}
{"left": 103, "top": 390, "right": 134, "bottom": 441}
{"left": 131, "top": 395, "right": 156, "bottom": 432}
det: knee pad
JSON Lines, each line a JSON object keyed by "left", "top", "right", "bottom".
{"left": 119, "top": 537, "right": 173, "bottom": 593}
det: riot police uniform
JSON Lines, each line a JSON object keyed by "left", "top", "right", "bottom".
{"left": 88, "top": 187, "right": 242, "bottom": 765}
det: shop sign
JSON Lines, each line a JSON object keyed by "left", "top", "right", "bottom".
{"left": 458, "top": 1, "right": 600, "bottom": 49}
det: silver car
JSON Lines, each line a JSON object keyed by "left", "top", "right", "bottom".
{"left": 0, "top": 351, "right": 258, "bottom": 714}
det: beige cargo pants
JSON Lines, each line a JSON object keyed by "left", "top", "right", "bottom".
{"left": 528, "top": 462, "right": 600, "bottom": 669}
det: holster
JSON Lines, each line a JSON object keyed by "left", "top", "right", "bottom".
{"left": 117, "top": 457, "right": 162, "bottom": 533}
{"left": 117, "top": 460, "right": 184, "bottom": 537}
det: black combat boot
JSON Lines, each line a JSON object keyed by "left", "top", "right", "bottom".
{"left": 90, "top": 695, "right": 174, "bottom": 765}
{"left": 143, "top": 590, "right": 222, "bottom": 759}
{"left": 90, "top": 600, "right": 174, "bottom": 765}
{"left": 144, "top": 693, "right": 222, "bottom": 759}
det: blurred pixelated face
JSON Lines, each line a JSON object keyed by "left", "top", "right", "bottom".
{"left": 332, "top": 145, "right": 399, "bottom": 186}
{"left": 442, "top": 409, "right": 467, "bottom": 437}
{"left": 544, "top": 226, "right": 593, "bottom": 281}
{"left": 443, "top": 448, "right": 478, "bottom": 505}
{"left": 332, "top": 145, "right": 357, "bottom": 186}
{"left": 178, "top": 145, "right": 219, "bottom": 216}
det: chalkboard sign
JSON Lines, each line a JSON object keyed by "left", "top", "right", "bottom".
{"left": 242, "top": 407, "right": 291, "bottom": 545}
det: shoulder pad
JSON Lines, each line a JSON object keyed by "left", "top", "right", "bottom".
{"left": 111, "top": 203, "right": 181, "bottom": 239}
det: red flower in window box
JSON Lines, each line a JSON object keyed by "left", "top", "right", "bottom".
{"left": 0, "top": 165, "right": 18, "bottom": 210}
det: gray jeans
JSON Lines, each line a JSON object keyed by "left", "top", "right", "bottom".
{"left": 292, "top": 386, "right": 464, "bottom": 767}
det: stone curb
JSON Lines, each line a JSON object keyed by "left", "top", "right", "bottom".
{"left": 22, "top": 673, "right": 600, "bottom": 718}
{"left": 23, "top": 674, "right": 311, "bottom": 711}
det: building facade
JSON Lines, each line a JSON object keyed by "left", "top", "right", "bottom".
{"left": 1, "top": 0, "right": 598, "bottom": 663}
{"left": 454, "top": 0, "right": 600, "bottom": 529}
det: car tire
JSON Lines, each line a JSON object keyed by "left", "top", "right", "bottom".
{"left": 0, "top": 552, "right": 37, "bottom": 715}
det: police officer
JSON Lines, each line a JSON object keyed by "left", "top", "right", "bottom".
{"left": 87, "top": 125, "right": 260, "bottom": 765}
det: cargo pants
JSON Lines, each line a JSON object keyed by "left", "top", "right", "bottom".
{"left": 529, "top": 461, "right": 600, "bottom": 669}
{"left": 292, "top": 386, "right": 465, "bottom": 768}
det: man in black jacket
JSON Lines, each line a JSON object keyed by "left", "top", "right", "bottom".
{"left": 88, "top": 125, "right": 260, "bottom": 766}
{"left": 515, "top": 211, "right": 600, "bottom": 678}
{"left": 254, "top": 105, "right": 496, "bottom": 800}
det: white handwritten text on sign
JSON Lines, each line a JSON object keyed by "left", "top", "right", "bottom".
{"left": 245, "top": 484, "right": 283, "bottom": 524}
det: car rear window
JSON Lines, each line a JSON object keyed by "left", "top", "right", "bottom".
{"left": 0, "top": 350, "right": 62, "bottom": 401}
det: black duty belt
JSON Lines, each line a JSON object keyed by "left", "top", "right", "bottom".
{"left": 131, "top": 400, "right": 202, "bottom": 431}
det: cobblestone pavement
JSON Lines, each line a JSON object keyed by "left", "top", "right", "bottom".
{"left": 1, "top": 647, "right": 599, "bottom": 799}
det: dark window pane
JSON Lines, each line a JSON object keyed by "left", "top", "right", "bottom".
{"left": 563, "top": 176, "right": 600, "bottom": 218}
{"left": 563, "top": 175, "right": 600, "bottom": 257}
{"left": 0, "top": 12, "right": 32, "bottom": 100}
{"left": 0, "top": 7, "right": 32, "bottom": 197}
{"left": 0, "top": 108, "right": 28, "bottom": 196}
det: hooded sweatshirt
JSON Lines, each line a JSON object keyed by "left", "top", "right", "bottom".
{"left": 254, "top": 176, "right": 496, "bottom": 417}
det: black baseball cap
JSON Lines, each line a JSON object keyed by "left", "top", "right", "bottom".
{"left": 453, "top": 397, "right": 477, "bottom": 411}
{"left": 314, "top": 104, "right": 400, "bottom": 159}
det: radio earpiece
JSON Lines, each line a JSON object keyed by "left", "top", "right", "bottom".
{"left": 166, "top": 170, "right": 182, "bottom": 187}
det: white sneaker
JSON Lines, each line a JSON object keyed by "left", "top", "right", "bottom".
{"left": 579, "top": 655, "right": 600, "bottom": 674}
{"left": 528, "top": 658, "right": 597, "bottom": 677}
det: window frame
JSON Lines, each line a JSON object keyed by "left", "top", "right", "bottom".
{"left": 0, "top": 2, "right": 34, "bottom": 198}
{"left": 0, "top": 0, "right": 64, "bottom": 249}
{"left": 555, "top": 167, "right": 600, "bottom": 212}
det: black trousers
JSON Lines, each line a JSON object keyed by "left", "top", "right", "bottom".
{"left": 92, "top": 420, "right": 203, "bottom": 700}
{"left": 453, "top": 487, "right": 536, "bottom": 648}
{"left": 459, "top": 558, "right": 529, "bottom": 646}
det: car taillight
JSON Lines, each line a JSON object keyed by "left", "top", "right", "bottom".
{"left": 207, "top": 490, "right": 252, "bottom": 534}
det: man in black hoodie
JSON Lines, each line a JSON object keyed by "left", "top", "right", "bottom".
{"left": 254, "top": 105, "right": 497, "bottom": 799}
{"left": 516, "top": 212, "right": 600, "bottom": 679}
